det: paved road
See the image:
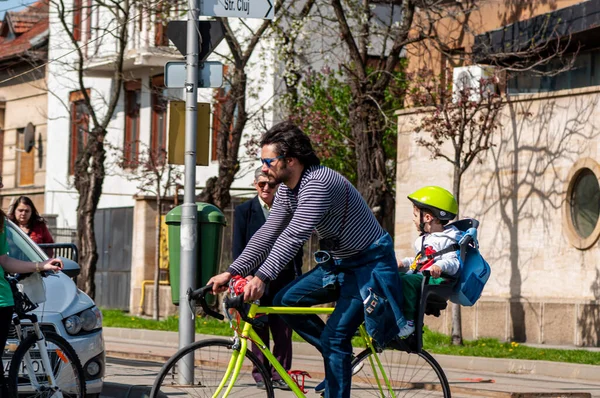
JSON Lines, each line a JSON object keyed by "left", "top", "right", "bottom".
{"left": 100, "top": 328, "right": 600, "bottom": 397}
{"left": 101, "top": 355, "right": 600, "bottom": 398}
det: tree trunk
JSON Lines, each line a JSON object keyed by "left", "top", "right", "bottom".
{"left": 74, "top": 130, "right": 106, "bottom": 299}
{"left": 348, "top": 94, "right": 395, "bottom": 236}
{"left": 153, "top": 196, "right": 162, "bottom": 320}
{"left": 198, "top": 70, "right": 246, "bottom": 210}
{"left": 451, "top": 167, "right": 463, "bottom": 345}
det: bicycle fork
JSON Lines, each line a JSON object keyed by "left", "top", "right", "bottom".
{"left": 14, "top": 319, "right": 64, "bottom": 398}
{"left": 214, "top": 323, "right": 306, "bottom": 397}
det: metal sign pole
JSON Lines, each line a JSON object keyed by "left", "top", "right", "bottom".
{"left": 178, "top": 0, "right": 200, "bottom": 385}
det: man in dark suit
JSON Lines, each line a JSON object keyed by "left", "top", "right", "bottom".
{"left": 233, "top": 167, "right": 303, "bottom": 390}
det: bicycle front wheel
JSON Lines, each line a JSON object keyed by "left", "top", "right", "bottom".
{"left": 352, "top": 346, "right": 451, "bottom": 397}
{"left": 7, "top": 331, "right": 86, "bottom": 398}
{"left": 151, "top": 338, "right": 275, "bottom": 398}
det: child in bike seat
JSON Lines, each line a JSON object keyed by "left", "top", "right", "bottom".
{"left": 397, "top": 186, "right": 461, "bottom": 337}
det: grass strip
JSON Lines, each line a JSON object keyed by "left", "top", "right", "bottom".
{"left": 102, "top": 309, "right": 600, "bottom": 365}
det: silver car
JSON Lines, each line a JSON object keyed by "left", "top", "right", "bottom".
{"left": 2, "top": 219, "right": 105, "bottom": 396}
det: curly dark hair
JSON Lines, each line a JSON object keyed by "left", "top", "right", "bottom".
{"left": 8, "top": 196, "right": 45, "bottom": 229}
{"left": 260, "top": 121, "right": 320, "bottom": 167}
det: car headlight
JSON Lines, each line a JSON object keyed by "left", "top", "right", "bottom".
{"left": 64, "top": 315, "right": 82, "bottom": 335}
{"left": 64, "top": 306, "right": 102, "bottom": 335}
{"left": 81, "top": 307, "right": 102, "bottom": 331}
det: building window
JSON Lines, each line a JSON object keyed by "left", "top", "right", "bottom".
{"left": 18, "top": 127, "right": 34, "bottom": 186}
{"left": 73, "top": 0, "right": 83, "bottom": 41}
{"left": 124, "top": 80, "right": 141, "bottom": 168}
{"left": 507, "top": 49, "right": 600, "bottom": 95}
{"left": 563, "top": 159, "right": 600, "bottom": 249}
{"left": 151, "top": 75, "right": 167, "bottom": 162}
{"left": 154, "top": 3, "right": 174, "bottom": 46}
{"left": 69, "top": 91, "right": 90, "bottom": 175}
{"left": 570, "top": 168, "right": 600, "bottom": 238}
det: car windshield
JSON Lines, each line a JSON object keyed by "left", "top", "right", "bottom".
{"left": 6, "top": 221, "right": 45, "bottom": 263}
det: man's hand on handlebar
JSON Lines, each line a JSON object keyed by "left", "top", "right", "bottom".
{"left": 207, "top": 272, "right": 232, "bottom": 294}
{"left": 244, "top": 277, "right": 265, "bottom": 302}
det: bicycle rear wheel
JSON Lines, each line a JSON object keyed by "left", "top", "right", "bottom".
{"left": 7, "top": 331, "right": 86, "bottom": 398}
{"left": 151, "top": 338, "right": 275, "bottom": 398}
{"left": 352, "top": 346, "right": 451, "bottom": 397}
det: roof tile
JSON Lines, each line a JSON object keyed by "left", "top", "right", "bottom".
{"left": 0, "top": 1, "right": 48, "bottom": 61}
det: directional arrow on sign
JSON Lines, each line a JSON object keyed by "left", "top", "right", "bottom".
{"left": 200, "top": 0, "right": 274, "bottom": 20}
{"left": 167, "top": 20, "right": 225, "bottom": 60}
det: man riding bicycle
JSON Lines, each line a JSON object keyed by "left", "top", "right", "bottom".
{"left": 208, "top": 121, "right": 409, "bottom": 398}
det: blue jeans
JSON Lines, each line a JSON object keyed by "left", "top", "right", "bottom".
{"left": 273, "top": 266, "right": 364, "bottom": 398}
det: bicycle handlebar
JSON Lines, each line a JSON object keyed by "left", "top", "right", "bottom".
{"left": 187, "top": 284, "right": 224, "bottom": 321}
{"left": 188, "top": 283, "right": 264, "bottom": 328}
{"left": 223, "top": 293, "right": 264, "bottom": 328}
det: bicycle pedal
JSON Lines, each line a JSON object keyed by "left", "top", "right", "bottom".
{"left": 288, "top": 370, "right": 311, "bottom": 393}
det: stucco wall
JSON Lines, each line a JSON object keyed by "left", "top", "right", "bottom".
{"left": 396, "top": 86, "right": 600, "bottom": 345}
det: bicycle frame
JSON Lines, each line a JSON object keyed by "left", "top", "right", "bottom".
{"left": 216, "top": 303, "right": 394, "bottom": 398}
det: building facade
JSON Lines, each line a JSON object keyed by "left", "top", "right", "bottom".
{"left": 45, "top": 0, "right": 277, "bottom": 313}
{"left": 0, "top": 2, "right": 49, "bottom": 214}
{"left": 398, "top": 0, "right": 600, "bottom": 346}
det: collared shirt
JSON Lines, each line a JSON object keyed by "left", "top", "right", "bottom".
{"left": 257, "top": 196, "right": 271, "bottom": 220}
{"left": 227, "top": 165, "right": 385, "bottom": 282}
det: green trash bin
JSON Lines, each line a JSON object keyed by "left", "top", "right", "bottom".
{"left": 166, "top": 203, "right": 227, "bottom": 305}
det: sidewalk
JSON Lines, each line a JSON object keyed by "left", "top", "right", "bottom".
{"left": 102, "top": 327, "right": 600, "bottom": 397}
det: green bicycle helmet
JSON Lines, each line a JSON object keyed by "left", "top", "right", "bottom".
{"left": 407, "top": 186, "right": 458, "bottom": 221}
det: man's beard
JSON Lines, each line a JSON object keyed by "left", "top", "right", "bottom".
{"left": 268, "top": 162, "right": 288, "bottom": 185}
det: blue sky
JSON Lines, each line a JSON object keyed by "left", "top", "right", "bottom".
{"left": 0, "top": 0, "right": 32, "bottom": 19}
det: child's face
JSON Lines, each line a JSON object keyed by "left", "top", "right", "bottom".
{"left": 412, "top": 205, "right": 422, "bottom": 232}
{"left": 412, "top": 205, "right": 434, "bottom": 233}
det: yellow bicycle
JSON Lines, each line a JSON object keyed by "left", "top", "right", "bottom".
{"left": 150, "top": 281, "right": 451, "bottom": 397}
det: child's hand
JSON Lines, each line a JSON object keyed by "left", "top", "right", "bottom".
{"left": 399, "top": 257, "right": 412, "bottom": 269}
{"left": 429, "top": 265, "right": 442, "bottom": 278}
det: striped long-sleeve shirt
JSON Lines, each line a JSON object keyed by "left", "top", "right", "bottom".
{"left": 227, "top": 165, "right": 385, "bottom": 282}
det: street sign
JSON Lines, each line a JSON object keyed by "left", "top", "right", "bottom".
{"left": 168, "top": 102, "right": 210, "bottom": 166}
{"left": 200, "top": 0, "right": 274, "bottom": 19}
{"left": 167, "top": 21, "right": 225, "bottom": 61}
{"left": 165, "top": 61, "right": 223, "bottom": 88}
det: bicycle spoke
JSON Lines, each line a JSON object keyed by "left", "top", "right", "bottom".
{"left": 152, "top": 339, "right": 274, "bottom": 397}
{"left": 352, "top": 348, "right": 451, "bottom": 397}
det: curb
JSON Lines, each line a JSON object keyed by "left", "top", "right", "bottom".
{"left": 104, "top": 327, "right": 600, "bottom": 382}
{"left": 101, "top": 382, "right": 151, "bottom": 398}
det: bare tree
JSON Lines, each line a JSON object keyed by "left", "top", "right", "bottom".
{"left": 109, "top": 143, "right": 181, "bottom": 320}
{"left": 274, "top": 0, "right": 439, "bottom": 234}
{"left": 408, "top": 10, "right": 578, "bottom": 343}
{"left": 51, "top": 0, "right": 134, "bottom": 298}
{"left": 198, "top": 2, "right": 284, "bottom": 210}
{"left": 49, "top": 0, "right": 184, "bottom": 299}
{"left": 409, "top": 67, "right": 503, "bottom": 345}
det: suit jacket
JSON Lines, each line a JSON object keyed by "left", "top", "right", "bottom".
{"left": 233, "top": 196, "right": 303, "bottom": 277}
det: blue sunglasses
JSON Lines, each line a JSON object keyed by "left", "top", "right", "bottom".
{"left": 260, "top": 155, "right": 284, "bottom": 168}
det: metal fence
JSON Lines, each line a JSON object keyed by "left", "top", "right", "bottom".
{"left": 49, "top": 227, "right": 77, "bottom": 244}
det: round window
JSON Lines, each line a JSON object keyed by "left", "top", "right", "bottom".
{"left": 570, "top": 168, "right": 600, "bottom": 238}
{"left": 563, "top": 159, "right": 600, "bottom": 250}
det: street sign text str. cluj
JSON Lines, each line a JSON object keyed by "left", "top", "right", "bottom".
{"left": 201, "top": 0, "right": 274, "bottom": 20}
